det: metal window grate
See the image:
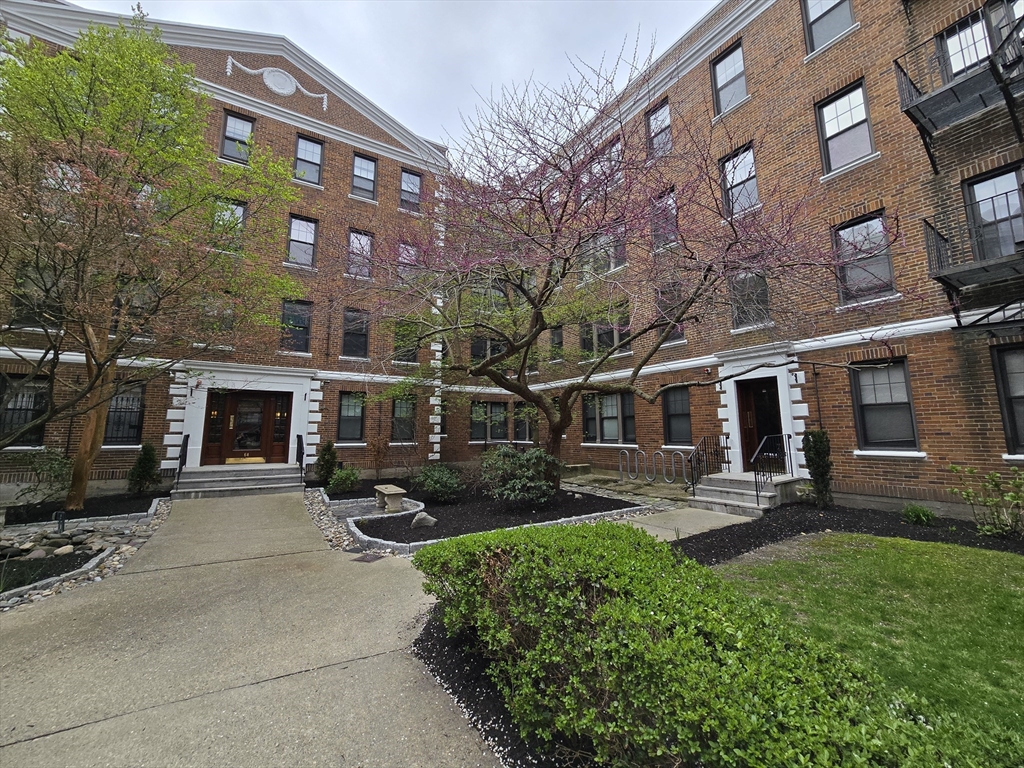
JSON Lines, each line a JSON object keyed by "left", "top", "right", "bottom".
{"left": 104, "top": 388, "right": 143, "bottom": 445}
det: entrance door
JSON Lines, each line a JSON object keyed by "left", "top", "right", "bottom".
{"left": 201, "top": 391, "right": 292, "bottom": 465}
{"left": 736, "top": 377, "right": 782, "bottom": 471}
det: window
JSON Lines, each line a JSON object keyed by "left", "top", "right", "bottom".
{"left": 294, "top": 136, "right": 323, "bottom": 185}
{"left": 337, "top": 392, "right": 365, "bottom": 442}
{"left": 393, "top": 321, "right": 420, "bottom": 363}
{"left": 471, "top": 337, "right": 505, "bottom": 363}
{"left": 656, "top": 283, "right": 686, "bottom": 343}
{"left": 10, "top": 265, "right": 61, "bottom": 329}
{"left": 346, "top": 229, "right": 373, "bottom": 278}
{"left": 818, "top": 83, "right": 873, "bottom": 173}
{"left": 342, "top": 308, "right": 369, "bottom": 358}
{"left": 852, "top": 360, "right": 918, "bottom": 450}
{"left": 995, "top": 346, "right": 1024, "bottom": 454}
{"left": 712, "top": 43, "right": 746, "bottom": 114}
{"left": 470, "top": 401, "right": 508, "bottom": 441}
{"left": 646, "top": 99, "right": 671, "bottom": 158}
{"left": 580, "top": 309, "right": 631, "bottom": 357}
{"left": 582, "top": 392, "right": 635, "bottom": 444}
{"left": 662, "top": 387, "right": 692, "bottom": 445}
{"left": 281, "top": 300, "right": 312, "bottom": 353}
{"left": 222, "top": 113, "right": 253, "bottom": 163}
{"left": 720, "top": 146, "right": 759, "bottom": 217}
{"left": 965, "top": 167, "right": 1024, "bottom": 261}
{"left": 104, "top": 387, "right": 143, "bottom": 445}
{"left": 392, "top": 398, "right": 416, "bottom": 442}
{"left": 803, "top": 0, "right": 854, "bottom": 52}
{"left": 942, "top": 13, "right": 991, "bottom": 81}
{"left": 730, "top": 273, "right": 770, "bottom": 329}
{"left": 651, "top": 189, "right": 677, "bottom": 249}
{"left": 835, "top": 214, "right": 895, "bottom": 304}
{"left": 513, "top": 402, "right": 534, "bottom": 442}
{"left": 582, "top": 229, "right": 626, "bottom": 277}
{"left": 397, "top": 243, "right": 420, "bottom": 280}
{"left": 287, "top": 215, "right": 317, "bottom": 267}
{"left": 549, "top": 326, "right": 563, "bottom": 360}
{"left": 400, "top": 170, "right": 422, "bottom": 212}
{"left": 0, "top": 379, "right": 47, "bottom": 446}
{"left": 352, "top": 154, "right": 377, "bottom": 200}
{"left": 216, "top": 200, "right": 246, "bottom": 230}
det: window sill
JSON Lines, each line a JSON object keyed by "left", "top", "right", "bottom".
{"left": 580, "top": 442, "right": 639, "bottom": 449}
{"left": 292, "top": 178, "right": 324, "bottom": 190}
{"left": 348, "top": 194, "right": 378, "bottom": 205}
{"left": 335, "top": 442, "right": 367, "bottom": 448}
{"left": 730, "top": 321, "right": 774, "bottom": 335}
{"left": 711, "top": 94, "right": 752, "bottom": 124}
{"left": 721, "top": 203, "right": 762, "bottom": 224}
{"left": 577, "top": 351, "right": 633, "bottom": 365}
{"left": 803, "top": 23, "right": 861, "bottom": 64}
{"left": 661, "top": 338, "right": 688, "bottom": 348}
{"left": 389, "top": 442, "right": 418, "bottom": 447}
{"left": 661, "top": 445, "right": 695, "bottom": 451}
{"left": 836, "top": 292, "right": 902, "bottom": 312}
{"left": 577, "top": 263, "right": 629, "bottom": 286}
{"left": 344, "top": 273, "right": 372, "bottom": 281}
{"left": 853, "top": 449, "right": 927, "bottom": 459}
{"left": 282, "top": 261, "right": 317, "bottom": 273}
{"left": 820, "top": 151, "right": 881, "bottom": 183}
{"left": 192, "top": 343, "right": 235, "bottom": 351}
{"left": 1, "top": 446, "right": 45, "bottom": 452}
{"left": 398, "top": 207, "right": 423, "bottom": 217}
{"left": 1, "top": 325, "right": 63, "bottom": 335}
{"left": 1003, "top": 454, "right": 1024, "bottom": 462}
{"left": 652, "top": 242, "right": 679, "bottom": 254}
{"left": 277, "top": 350, "right": 312, "bottom": 358}
{"left": 101, "top": 444, "right": 142, "bottom": 451}
{"left": 217, "top": 156, "right": 249, "bottom": 168}
{"left": 391, "top": 360, "right": 419, "bottom": 366}
{"left": 338, "top": 355, "right": 370, "bottom": 362}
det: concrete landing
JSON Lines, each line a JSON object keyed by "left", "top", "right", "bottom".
{"left": 627, "top": 506, "right": 751, "bottom": 542}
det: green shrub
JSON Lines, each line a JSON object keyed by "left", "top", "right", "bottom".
{"left": 949, "top": 465, "right": 1023, "bottom": 537}
{"left": 479, "top": 445, "right": 563, "bottom": 505}
{"left": 802, "top": 429, "right": 834, "bottom": 509}
{"left": 14, "top": 447, "right": 73, "bottom": 503}
{"left": 327, "top": 465, "right": 360, "bottom": 494}
{"left": 126, "top": 443, "right": 162, "bottom": 494}
{"left": 415, "top": 463, "right": 465, "bottom": 504}
{"left": 902, "top": 502, "right": 935, "bottom": 526}
{"left": 313, "top": 440, "right": 339, "bottom": 486}
{"left": 413, "top": 523, "right": 1007, "bottom": 767}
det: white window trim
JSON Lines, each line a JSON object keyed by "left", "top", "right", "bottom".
{"left": 661, "top": 444, "right": 696, "bottom": 451}
{"left": 660, "top": 338, "right": 688, "bottom": 348}
{"left": 819, "top": 151, "right": 881, "bottom": 183}
{"left": 292, "top": 178, "right": 325, "bottom": 191}
{"left": 348, "top": 194, "right": 378, "bottom": 205}
{"left": 711, "top": 94, "right": 752, "bottom": 125}
{"left": 101, "top": 444, "right": 142, "bottom": 451}
{"left": 836, "top": 292, "right": 902, "bottom": 313}
{"left": 730, "top": 320, "right": 775, "bottom": 335}
{"left": 1, "top": 446, "right": 46, "bottom": 452}
{"left": 803, "top": 22, "right": 861, "bottom": 64}
{"left": 853, "top": 449, "right": 927, "bottom": 459}
{"left": 398, "top": 207, "right": 424, "bottom": 218}
{"left": 388, "top": 441, "right": 418, "bottom": 447}
{"left": 334, "top": 442, "right": 368, "bottom": 448}
{"left": 1003, "top": 454, "right": 1024, "bottom": 462}
{"left": 580, "top": 442, "right": 639, "bottom": 449}
{"left": 282, "top": 262, "right": 318, "bottom": 273}
{"left": 338, "top": 355, "right": 370, "bottom": 362}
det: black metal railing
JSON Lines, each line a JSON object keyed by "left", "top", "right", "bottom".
{"left": 296, "top": 434, "right": 304, "bottom": 469}
{"left": 751, "top": 433, "right": 792, "bottom": 505}
{"left": 924, "top": 190, "right": 1024, "bottom": 277}
{"left": 175, "top": 433, "right": 189, "bottom": 488}
{"left": 687, "top": 434, "right": 731, "bottom": 489}
{"left": 895, "top": 9, "right": 988, "bottom": 108}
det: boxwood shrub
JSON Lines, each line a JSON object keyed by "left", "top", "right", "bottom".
{"left": 413, "top": 523, "right": 1022, "bottom": 767}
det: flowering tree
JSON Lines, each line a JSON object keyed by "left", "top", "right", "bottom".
{"left": 0, "top": 15, "right": 299, "bottom": 507}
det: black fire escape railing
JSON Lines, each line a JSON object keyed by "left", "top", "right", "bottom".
{"left": 751, "top": 433, "right": 792, "bottom": 505}
{"left": 686, "top": 434, "right": 731, "bottom": 490}
{"left": 175, "top": 433, "right": 189, "bottom": 489}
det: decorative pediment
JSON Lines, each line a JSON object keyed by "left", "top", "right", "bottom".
{"left": 226, "top": 56, "right": 327, "bottom": 111}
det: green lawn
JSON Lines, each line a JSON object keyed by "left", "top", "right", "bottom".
{"left": 717, "top": 534, "right": 1024, "bottom": 736}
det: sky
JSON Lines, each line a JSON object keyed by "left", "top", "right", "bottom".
{"left": 73, "top": 0, "right": 718, "bottom": 145}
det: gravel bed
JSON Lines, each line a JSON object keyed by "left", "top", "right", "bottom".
{"left": 303, "top": 489, "right": 356, "bottom": 551}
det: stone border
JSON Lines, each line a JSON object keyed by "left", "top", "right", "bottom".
{"left": 346, "top": 503, "right": 649, "bottom": 556}
{"left": 0, "top": 546, "right": 116, "bottom": 602}
{"left": 0, "top": 496, "right": 165, "bottom": 536}
{"left": 326, "top": 494, "right": 425, "bottom": 518}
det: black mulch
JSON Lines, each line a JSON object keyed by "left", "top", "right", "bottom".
{"left": 3, "top": 492, "right": 164, "bottom": 527}
{"left": 413, "top": 502, "right": 1023, "bottom": 768}
{"left": 355, "top": 488, "right": 633, "bottom": 544}
{"left": 0, "top": 551, "right": 96, "bottom": 593}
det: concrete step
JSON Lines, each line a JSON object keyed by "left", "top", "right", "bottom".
{"left": 694, "top": 484, "right": 776, "bottom": 506}
{"left": 172, "top": 464, "right": 304, "bottom": 500}
{"left": 171, "top": 483, "right": 303, "bottom": 500}
{"left": 698, "top": 472, "right": 798, "bottom": 492}
{"left": 688, "top": 495, "right": 766, "bottom": 518}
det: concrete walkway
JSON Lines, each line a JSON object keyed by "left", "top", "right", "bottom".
{"left": 0, "top": 493, "right": 500, "bottom": 768}
{"left": 626, "top": 507, "right": 751, "bottom": 541}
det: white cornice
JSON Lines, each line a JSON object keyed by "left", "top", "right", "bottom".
{"left": 2, "top": 0, "right": 447, "bottom": 170}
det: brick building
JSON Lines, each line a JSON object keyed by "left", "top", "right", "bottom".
{"left": 3, "top": 0, "right": 1022, "bottom": 513}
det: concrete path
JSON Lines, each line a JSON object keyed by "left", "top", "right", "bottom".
{"left": 0, "top": 493, "right": 500, "bottom": 768}
{"left": 627, "top": 507, "right": 751, "bottom": 541}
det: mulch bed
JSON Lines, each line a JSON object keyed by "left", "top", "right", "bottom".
{"left": 0, "top": 551, "right": 96, "bottom": 593}
{"left": 354, "top": 488, "right": 633, "bottom": 544}
{"left": 414, "top": 502, "right": 1024, "bottom": 768}
{"left": 3, "top": 492, "right": 163, "bottom": 527}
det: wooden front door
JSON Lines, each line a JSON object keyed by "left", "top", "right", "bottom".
{"left": 736, "top": 377, "right": 782, "bottom": 471}
{"left": 201, "top": 391, "right": 292, "bottom": 465}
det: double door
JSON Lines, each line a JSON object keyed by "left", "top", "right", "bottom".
{"left": 201, "top": 391, "right": 292, "bottom": 465}
{"left": 736, "top": 377, "right": 783, "bottom": 471}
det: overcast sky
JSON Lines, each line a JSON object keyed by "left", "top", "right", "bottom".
{"left": 73, "top": 0, "right": 717, "bottom": 145}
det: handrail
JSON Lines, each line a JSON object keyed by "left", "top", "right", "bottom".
{"left": 296, "top": 434, "right": 304, "bottom": 470}
{"left": 687, "top": 434, "right": 731, "bottom": 490}
{"left": 175, "top": 433, "right": 189, "bottom": 489}
{"left": 751, "top": 433, "right": 792, "bottom": 504}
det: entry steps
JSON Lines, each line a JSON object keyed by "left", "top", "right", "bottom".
{"left": 171, "top": 464, "right": 304, "bottom": 500}
{"left": 689, "top": 472, "right": 803, "bottom": 518}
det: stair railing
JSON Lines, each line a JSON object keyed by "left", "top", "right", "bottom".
{"left": 296, "top": 434, "right": 304, "bottom": 474}
{"left": 687, "top": 434, "right": 731, "bottom": 490}
{"left": 751, "top": 433, "right": 792, "bottom": 504}
{"left": 175, "top": 433, "right": 189, "bottom": 490}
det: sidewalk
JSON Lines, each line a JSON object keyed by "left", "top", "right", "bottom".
{"left": 0, "top": 493, "right": 499, "bottom": 768}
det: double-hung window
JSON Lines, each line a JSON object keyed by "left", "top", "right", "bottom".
{"left": 581, "top": 308, "right": 630, "bottom": 357}
{"left": 582, "top": 393, "right": 635, "bottom": 444}
{"left": 287, "top": 215, "right": 317, "bottom": 267}
{"left": 342, "top": 308, "right": 369, "bottom": 358}
{"left": 656, "top": 283, "right": 686, "bottom": 343}
{"left": 294, "top": 136, "right": 323, "bottom": 185}
{"left": 662, "top": 387, "right": 692, "bottom": 445}
{"left": 803, "top": 0, "right": 855, "bottom": 53}
{"left": 965, "top": 167, "right": 1024, "bottom": 261}
{"left": 400, "top": 170, "right": 422, "bottom": 212}
{"left": 104, "top": 386, "right": 144, "bottom": 445}
{"left": 397, "top": 243, "right": 420, "bottom": 280}
{"left": 470, "top": 402, "right": 508, "bottom": 441}
{"left": 582, "top": 229, "right": 626, "bottom": 277}
{"left": 337, "top": 392, "right": 365, "bottom": 442}
{"left": 995, "top": 346, "right": 1024, "bottom": 454}
{"left": 391, "top": 398, "right": 416, "bottom": 442}
{"left": 720, "top": 146, "right": 759, "bottom": 217}
{"left": 730, "top": 273, "right": 770, "bottom": 329}
{"left": 835, "top": 214, "right": 895, "bottom": 304}
{"left": 222, "top": 113, "right": 253, "bottom": 163}
{"left": 651, "top": 189, "right": 677, "bottom": 249}
{"left": 347, "top": 229, "right": 373, "bottom": 278}
{"left": 393, "top": 321, "right": 420, "bottom": 363}
{"left": 0, "top": 378, "right": 48, "bottom": 446}
{"left": 352, "top": 154, "right": 377, "bottom": 200}
{"left": 818, "top": 83, "right": 873, "bottom": 173}
{"left": 549, "top": 326, "right": 563, "bottom": 360}
{"left": 712, "top": 43, "right": 746, "bottom": 114}
{"left": 852, "top": 360, "right": 918, "bottom": 450}
{"left": 281, "top": 300, "right": 312, "bottom": 353}
{"left": 513, "top": 402, "right": 533, "bottom": 442}
{"left": 646, "top": 99, "right": 672, "bottom": 158}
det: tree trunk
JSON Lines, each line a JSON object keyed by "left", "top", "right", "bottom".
{"left": 545, "top": 428, "right": 564, "bottom": 491}
{"left": 64, "top": 368, "right": 116, "bottom": 511}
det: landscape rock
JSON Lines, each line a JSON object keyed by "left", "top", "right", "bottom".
{"left": 411, "top": 512, "right": 438, "bottom": 529}
{"left": 52, "top": 545, "right": 74, "bottom": 556}
{"left": 23, "top": 548, "right": 47, "bottom": 560}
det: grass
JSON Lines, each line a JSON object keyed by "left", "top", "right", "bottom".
{"left": 718, "top": 533, "right": 1024, "bottom": 735}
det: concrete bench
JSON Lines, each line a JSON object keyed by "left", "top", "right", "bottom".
{"left": 374, "top": 484, "right": 406, "bottom": 513}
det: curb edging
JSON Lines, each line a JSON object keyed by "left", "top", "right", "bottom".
{"left": 0, "top": 546, "right": 117, "bottom": 603}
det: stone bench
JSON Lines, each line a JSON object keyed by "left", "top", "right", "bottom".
{"left": 374, "top": 484, "right": 406, "bottom": 513}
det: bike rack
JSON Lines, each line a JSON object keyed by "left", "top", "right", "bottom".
{"left": 618, "top": 448, "right": 690, "bottom": 485}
